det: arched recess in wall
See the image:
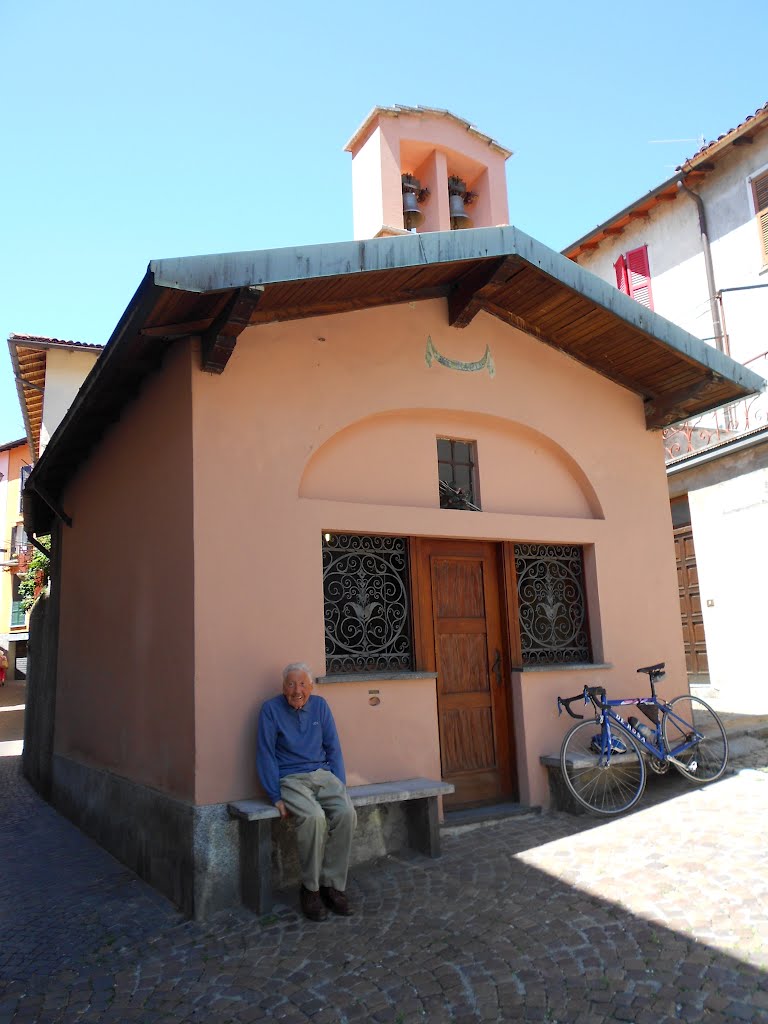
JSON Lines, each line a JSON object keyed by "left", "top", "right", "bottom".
{"left": 299, "top": 408, "right": 604, "bottom": 520}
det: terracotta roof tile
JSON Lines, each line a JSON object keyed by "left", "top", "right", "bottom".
{"left": 8, "top": 333, "right": 103, "bottom": 350}
{"left": 679, "top": 101, "right": 768, "bottom": 167}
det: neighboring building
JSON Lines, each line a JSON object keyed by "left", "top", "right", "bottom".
{"left": 565, "top": 101, "right": 768, "bottom": 712}
{"left": 3, "top": 336, "right": 102, "bottom": 680}
{"left": 20, "top": 107, "right": 762, "bottom": 917}
{"left": 8, "top": 335, "right": 103, "bottom": 462}
{"left": 0, "top": 438, "right": 33, "bottom": 679}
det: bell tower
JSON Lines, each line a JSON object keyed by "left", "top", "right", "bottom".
{"left": 344, "top": 105, "right": 512, "bottom": 240}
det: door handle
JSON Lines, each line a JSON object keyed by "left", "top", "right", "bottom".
{"left": 492, "top": 649, "right": 502, "bottom": 687}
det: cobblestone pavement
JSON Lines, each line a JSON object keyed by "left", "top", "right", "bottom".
{"left": 1, "top": 732, "right": 767, "bottom": 1023}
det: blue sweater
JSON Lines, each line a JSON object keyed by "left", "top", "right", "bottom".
{"left": 256, "top": 694, "right": 346, "bottom": 804}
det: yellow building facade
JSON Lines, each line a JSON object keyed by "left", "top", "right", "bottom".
{"left": 0, "top": 438, "right": 32, "bottom": 679}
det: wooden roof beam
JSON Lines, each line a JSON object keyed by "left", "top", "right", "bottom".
{"left": 200, "top": 286, "right": 264, "bottom": 373}
{"left": 482, "top": 300, "right": 665, "bottom": 400}
{"left": 644, "top": 377, "right": 719, "bottom": 429}
{"left": 141, "top": 317, "right": 217, "bottom": 339}
{"left": 250, "top": 284, "right": 450, "bottom": 326}
{"left": 447, "top": 257, "right": 521, "bottom": 328}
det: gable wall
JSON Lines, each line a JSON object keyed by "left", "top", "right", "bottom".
{"left": 189, "top": 297, "right": 685, "bottom": 807}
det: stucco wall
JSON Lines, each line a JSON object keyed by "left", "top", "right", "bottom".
{"left": 55, "top": 342, "right": 196, "bottom": 800}
{"left": 188, "top": 298, "right": 685, "bottom": 809}
{"left": 0, "top": 448, "right": 10, "bottom": 634}
{"left": 688, "top": 464, "right": 768, "bottom": 712}
{"left": 576, "top": 133, "right": 768, "bottom": 363}
{"left": 40, "top": 348, "right": 101, "bottom": 455}
{"left": 1, "top": 442, "right": 31, "bottom": 639}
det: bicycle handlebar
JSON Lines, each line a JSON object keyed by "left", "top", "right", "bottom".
{"left": 557, "top": 685, "right": 606, "bottom": 719}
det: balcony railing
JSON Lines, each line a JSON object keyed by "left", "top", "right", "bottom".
{"left": 664, "top": 390, "right": 768, "bottom": 463}
{"left": 664, "top": 352, "right": 768, "bottom": 464}
{"left": 0, "top": 542, "right": 33, "bottom": 570}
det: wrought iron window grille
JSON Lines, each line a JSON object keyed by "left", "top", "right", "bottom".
{"left": 514, "top": 543, "right": 591, "bottom": 665}
{"left": 322, "top": 533, "right": 414, "bottom": 675}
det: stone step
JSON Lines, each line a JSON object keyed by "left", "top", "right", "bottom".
{"left": 441, "top": 801, "right": 541, "bottom": 832}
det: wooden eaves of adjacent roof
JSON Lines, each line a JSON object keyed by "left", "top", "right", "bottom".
{"left": 565, "top": 101, "right": 768, "bottom": 261}
{"left": 23, "top": 225, "right": 764, "bottom": 536}
{"left": 0, "top": 437, "right": 26, "bottom": 453}
{"left": 7, "top": 334, "right": 104, "bottom": 462}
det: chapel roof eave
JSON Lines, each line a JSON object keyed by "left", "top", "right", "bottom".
{"left": 23, "top": 226, "right": 764, "bottom": 537}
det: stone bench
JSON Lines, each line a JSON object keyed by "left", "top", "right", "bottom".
{"left": 228, "top": 777, "right": 455, "bottom": 913}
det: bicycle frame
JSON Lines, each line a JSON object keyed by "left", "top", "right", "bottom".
{"left": 596, "top": 695, "right": 703, "bottom": 768}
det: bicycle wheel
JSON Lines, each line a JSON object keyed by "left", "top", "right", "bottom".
{"left": 560, "top": 720, "right": 646, "bottom": 815}
{"left": 662, "top": 695, "right": 728, "bottom": 783}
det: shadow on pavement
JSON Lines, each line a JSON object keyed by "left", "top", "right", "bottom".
{"left": 1, "top": 753, "right": 766, "bottom": 1023}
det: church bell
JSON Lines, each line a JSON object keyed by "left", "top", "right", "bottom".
{"left": 448, "top": 176, "right": 473, "bottom": 230}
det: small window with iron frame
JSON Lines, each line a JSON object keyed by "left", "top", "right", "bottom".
{"left": 437, "top": 438, "right": 480, "bottom": 511}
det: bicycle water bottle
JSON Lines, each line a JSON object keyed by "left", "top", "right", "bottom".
{"left": 629, "top": 716, "right": 654, "bottom": 743}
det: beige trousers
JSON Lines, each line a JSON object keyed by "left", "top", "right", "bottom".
{"left": 279, "top": 769, "right": 357, "bottom": 891}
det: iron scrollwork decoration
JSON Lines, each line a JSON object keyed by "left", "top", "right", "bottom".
{"left": 514, "top": 543, "right": 591, "bottom": 665}
{"left": 322, "top": 534, "right": 414, "bottom": 674}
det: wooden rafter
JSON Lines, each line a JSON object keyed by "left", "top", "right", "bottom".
{"left": 200, "top": 287, "right": 264, "bottom": 373}
{"left": 140, "top": 317, "right": 217, "bottom": 338}
{"left": 482, "top": 300, "right": 663, "bottom": 400}
{"left": 447, "top": 257, "right": 519, "bottom": 328}
{"left": 644, "top": 377, "right": 719, "bottom": 429}
{"left": 250, "top": 284, "right": 450, "bottom": 326}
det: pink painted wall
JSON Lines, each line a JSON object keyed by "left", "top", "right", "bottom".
{"left": 317, "top": 679, "right": 441, "bottom": 787}
{"left": 348, "top": 111, "right": 510, "bottom": 237}
{"left": 55, "top": 343, "right": 196, "bottom": 800}
{"left": 186, "top": 297, "right": 685, "bottom": 807}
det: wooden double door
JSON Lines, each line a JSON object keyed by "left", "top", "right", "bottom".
{"left": 414, "top": 539, "right": 517, "bottom": 809}
{"left": 674, "top": 525, "right": 709, "bottom": 681}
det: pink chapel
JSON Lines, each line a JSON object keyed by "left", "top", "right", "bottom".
{"left": 18, "top": 105, "right": 762, "bottom": 917}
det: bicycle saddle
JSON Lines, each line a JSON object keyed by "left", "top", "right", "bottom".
{"left": 636, "top": 662, "right": 665, "bottom": 675}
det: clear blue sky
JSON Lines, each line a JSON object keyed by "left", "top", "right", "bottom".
{"left": 1, "top": 0, "right": 765, "bottom": 443}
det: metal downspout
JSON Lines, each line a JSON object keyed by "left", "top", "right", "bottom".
{"left": 677, "top": 178, "right": 725, "bottom": 352}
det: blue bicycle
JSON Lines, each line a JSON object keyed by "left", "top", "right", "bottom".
{"left": 557, "top": 662, "right": 728, "bottom": 815}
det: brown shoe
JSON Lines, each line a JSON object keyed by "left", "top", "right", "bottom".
{"left": 319, "top": 885, "right": 354, "bottom": 916}
{"left": 300, "top": 885, "right": 328, "bottom": 922}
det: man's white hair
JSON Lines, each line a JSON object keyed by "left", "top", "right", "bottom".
{"left": 282, "top": 662, "right": 314, "bottom": 683}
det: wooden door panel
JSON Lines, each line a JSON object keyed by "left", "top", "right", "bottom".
{"left": 433, "top": 559, "right": 485, "bottom": 618}
{"left": 437, "top": 618, "right": 488, "bottom": 635}
{"left": 442, "top": 708, "right": 496, "bottom": 773}
{"left": 437, "top": 634, "right": 489, "bottom": 693}
{"left": 415, "top": 538, "right": 516, "bottom": 808}
{"left": 674, "top": 526, "right": 708, "bottom": 680}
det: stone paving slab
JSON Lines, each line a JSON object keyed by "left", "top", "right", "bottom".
{"left": 1, "top": 741, "right": 767, "bottom": 1023}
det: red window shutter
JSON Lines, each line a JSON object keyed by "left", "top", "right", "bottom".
{"left": 626, "top": 245, "right": 654, "bottom": 310}
{"left": 752, "top": 171, "right": 768, "bottom": 265}
{"left": 614, "top": 255, "right": 629, "bottom": 294}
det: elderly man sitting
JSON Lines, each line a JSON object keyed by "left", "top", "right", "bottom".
{"left": 256, "top": 662, "right": 357, "bottom": 921}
